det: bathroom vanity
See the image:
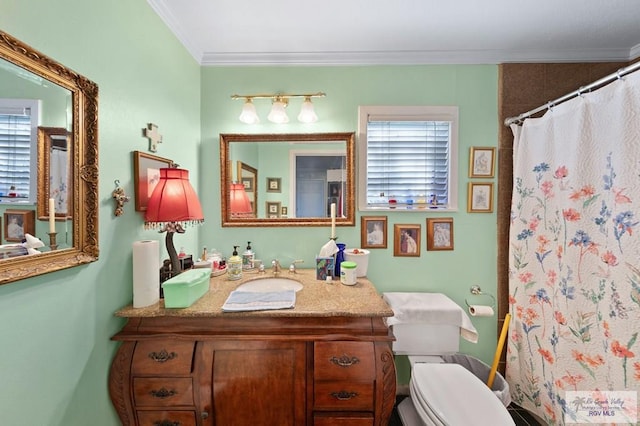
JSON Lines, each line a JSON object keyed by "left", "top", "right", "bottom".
{"left": 109, "top": 270, "right": 396, "bottom": 426}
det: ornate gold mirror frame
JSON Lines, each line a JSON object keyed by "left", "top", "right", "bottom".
{"left": 220, "top": 132, "right": 355, "bottom": 227}
{"left": 0, "top": 30, "right": 99, "bottom": 285}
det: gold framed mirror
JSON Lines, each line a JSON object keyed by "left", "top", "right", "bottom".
{"left": 0, "top": 30, "right": 99, "bottom": 285}
{"left": 220, "top": 133, "right": 355, "bottom": 227}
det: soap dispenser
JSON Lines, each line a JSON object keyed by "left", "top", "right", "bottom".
{"left": 242, "top": 241, "right": 255, "bottom": 270}
{"left": 227, "top": 246, "right": 243, "bottom": 280}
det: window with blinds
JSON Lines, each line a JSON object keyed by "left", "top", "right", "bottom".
{"left": 0, "top": 99, "right": 39, "bottom": 202}
{"left": 358, "top": 105, "right": 458, "bottom": 211}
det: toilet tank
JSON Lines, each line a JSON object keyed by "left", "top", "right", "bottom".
{"left": 390, "top": 323, "right": 460, "bottom": 355}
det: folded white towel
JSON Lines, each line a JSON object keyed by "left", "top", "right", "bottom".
{"left": 222, "top": 290, "right": 296, "bottom": 312}
{"left": 382, "top": 292, "right": 478, "bottom": 343}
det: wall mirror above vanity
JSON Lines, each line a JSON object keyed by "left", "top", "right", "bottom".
{"left": 0, "top": 30, "right": 99, "bottom": 285}
{"left": 220, "top": 132, "right": 355, "bottom": 227}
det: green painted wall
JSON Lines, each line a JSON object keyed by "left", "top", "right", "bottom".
{"left": 0, "top": 2, "right": 499, "bottom": 425}
{"left": 0, "top": 1, "right": 201, "bottom": 425}
{"left": 201, "top": 65, "right": 499, "bottom": 385}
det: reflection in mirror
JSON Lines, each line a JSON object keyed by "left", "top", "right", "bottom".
{"left": 220, "top": 133, "right": 355, "bottom": 227}
{"left": 0, "top": 30, "right": 98, "bottom": 285}
{"left": 37, "top": 127, "right": 73, "bottom": 219}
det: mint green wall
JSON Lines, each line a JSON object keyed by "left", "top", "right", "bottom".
{"left": 0, "top": 2, "right": 498, "bottom": 424}
{"left": 0, "top": 1, "right": 201, "bottom": 425}
{"left": 200, "top": 65, "right": 499, "bottom": 383}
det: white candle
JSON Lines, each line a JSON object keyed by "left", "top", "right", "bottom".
{"left": 49, "top": 198, "right": 56, "bottom": 233}
{"left": 330, "top": 202, "right": 336, "bottom": 239}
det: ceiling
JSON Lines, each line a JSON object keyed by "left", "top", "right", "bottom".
{"left": 148, "top": 0, "right": 640, "bottom": 66}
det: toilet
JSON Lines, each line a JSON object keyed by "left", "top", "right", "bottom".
{"left": 383, "top": 292, "right": 514, "bottom": 426}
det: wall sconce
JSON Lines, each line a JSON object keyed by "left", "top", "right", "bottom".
{"left": 231, "top": 92, "right": 326, "bottom": 124}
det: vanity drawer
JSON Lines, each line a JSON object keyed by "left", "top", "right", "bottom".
{"left": 136, "top": 410, "right": 197, "bottom": 426}
{"left": 133, "top": 377, "right": 194, "bottom": 407}
{"left": 314, "top": 413, "right": 374, "bottom": 426}
{"left": 314, "top": 342, "right": 374, "bottom": 381}
{"left": 314, "top": 381, "right": 374, "bottom": 411}
{"left": 132, "top": 340, "right": 195, "bottom": 375}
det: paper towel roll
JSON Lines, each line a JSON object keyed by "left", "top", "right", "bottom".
{"left": 468, "top": 305, "right": 494, "bottom": 317}
{"left": 133, "top": 240, "right": 160, "bottom": 308}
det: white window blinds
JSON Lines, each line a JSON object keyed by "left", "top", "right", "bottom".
{"left": 0, "top": 99, "right": 39, "bottom": 201}
{"left": 0, "top": 110, "right": 31, "bottom": 198}
{"left": 366, "top": 119, "right": 451, "bottom": 207}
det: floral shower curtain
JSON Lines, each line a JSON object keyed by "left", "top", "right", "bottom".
{"left": 506, "top": 70, "right": 640, "bottom": 425}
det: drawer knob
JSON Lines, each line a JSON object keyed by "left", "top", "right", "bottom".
{"left": 148, "top": 349, "right": 177, "bottom": 363}
{"left": 330, "top": 354, "right": 360, "bottom": 367}
{"left": 150, "top": 387, "right": 177, "bottom": 399}
{"left": 153, "top": 421, "right": 180, "bottom": 426}
{"left": 330, "top": 391, "right": 359, "bottom": 400}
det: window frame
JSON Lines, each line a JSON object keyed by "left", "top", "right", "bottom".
{"left": 357, "top": 105, "right": 459, "bottom": 212}
{"left": 0, "top": 98, "right": 40, "bottom": 204}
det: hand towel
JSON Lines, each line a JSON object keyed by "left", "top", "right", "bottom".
{"left": 222, "top": 290, "right": 296, "bottom": 312}
{"left": 382, "top": 292, "right": 478, "bottom": 343}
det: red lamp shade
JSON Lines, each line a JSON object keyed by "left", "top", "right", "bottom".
{"left": 229, "top": 182, "right": 252, "bottom": 216}
{"left": 145, "top": 168, "right": 204, "bottom": 226}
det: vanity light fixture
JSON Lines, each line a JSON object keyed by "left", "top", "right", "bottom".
{"left": 145, "top": 168, "right": 204, "bottom": 279}
{"left": 231, "top": 92, "right": 325, "bottom": 124}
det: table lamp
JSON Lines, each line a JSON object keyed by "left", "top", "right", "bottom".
{"left": 145, "top": 168, "right": 204, "bottom": 279}
{"left": 229, "top": 182, "right": 252, "bottom": 217}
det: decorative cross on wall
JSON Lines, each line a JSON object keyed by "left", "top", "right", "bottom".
{"left": 143, "top": 123, "right": 163, "bottom": 152}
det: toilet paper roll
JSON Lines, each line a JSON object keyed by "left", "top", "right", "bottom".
{"left": 468, "top": 305, "right": 494, "bottom": 317}
{"left": 133, "top": 240, "right": 160, "bottom": 308}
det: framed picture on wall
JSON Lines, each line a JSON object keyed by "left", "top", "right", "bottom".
{"left": 469, "top": 147, "right": 496, "bottom": 178}
{"left": 241, "top": 176, "right": 254, "bottom": 192}
{"left": 4, "top": 209, "right": 35, "bottom": 242}
{"left": 266, "top": 201, "right": 281, "bottom": 218}
{"left": 393, "top": 224, "right": 421, "bottom": 257}
{"left": 426, "top": 217, "right": 454, "bottom": 251}
{"left": 266, "top": 177, "right": 281, "bottom": 193}
{"left": 361, "top": 216, "right": 387, "bottom": 249}
{"left": 467, "top": 182, "right": 494, "bottom": 213}
{"left": 133, "top": 151, "right": 174, "bottom": 211}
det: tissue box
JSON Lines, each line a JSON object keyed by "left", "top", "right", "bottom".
{"left": 315, "top": 256, "right": 335, "bottom": 280}
{"left": 161, "top": 268, "right": 211, "bottom": 308}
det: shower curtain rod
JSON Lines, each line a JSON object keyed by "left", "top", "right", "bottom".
{"left": 504, "top": 60, "right": 640, "bottom": 126}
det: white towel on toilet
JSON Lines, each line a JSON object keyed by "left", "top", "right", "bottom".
{"left": 382, "top": 292, "right": 478, "bottom": 343}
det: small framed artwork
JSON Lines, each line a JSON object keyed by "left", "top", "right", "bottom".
{"left": 4, "top": 209, "right": 35, "bottom": 242}
{"left": 37, "top": 126, "right": 72, "bottom": 220}
{"left": 469, "top": 147, "right": 496, "bottom": 178}
{"left": 241, "top": 176, "right": 254, "bottom": 192}
{"left": 361, "top": 216, "right": 387, "bottom": 249}
{"left": 266, "top": 201, "right": 281, "bottom": 218}
{"left": 281, "top": 206, "right": 288, "bottom": 217}
{"left": 426, "top": 217, "right": 454, "bottom": 251}
{"left": 468, "top": 182, "right": 494, "bottom": 213}
{"left": 133, "top": 151, "right": 174, "bottom": 211}
{"left": 393, "top": 224, "right": 421, "bottom": 257}
{"left": 266, "top": 177, "right": 281, "bottom": 193}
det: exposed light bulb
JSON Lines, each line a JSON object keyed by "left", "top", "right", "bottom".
{"left": 238, "top": 99, "right": 259, "bottom": 124}
{"left": 267, "top": 98, "right": 289, "bottom": 124}
{"left": 297, "top": 96, "right": 318, "bottom": 123}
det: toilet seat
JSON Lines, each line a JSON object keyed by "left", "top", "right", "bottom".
{"left": 409, "top": 363, "right": 514, "bottom": 426}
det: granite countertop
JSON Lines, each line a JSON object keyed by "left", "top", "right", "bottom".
{"left": 116, "top": 268, "right": 394, "bottom": 318}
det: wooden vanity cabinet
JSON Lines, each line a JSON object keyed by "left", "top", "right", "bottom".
{"left": 109, "top": 316, "right": 396, "bottom": 426}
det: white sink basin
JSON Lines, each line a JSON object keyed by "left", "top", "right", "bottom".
{"left": 236, "top": 277, "right": 303, "bottom": 292}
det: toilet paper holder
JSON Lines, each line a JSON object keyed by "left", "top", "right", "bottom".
{"left": 465, "top": 285, "right": 496, "bottom": 308}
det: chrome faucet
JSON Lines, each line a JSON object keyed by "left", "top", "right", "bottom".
{"left": 271, "top": 259, "right": 282, "bottom": 276}
{"left": 289, "top": 260, "right": 304, "bottom": 273}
